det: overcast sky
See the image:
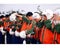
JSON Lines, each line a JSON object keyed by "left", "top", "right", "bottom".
{"left": 0, "top": 4, "right": 60, "bottom": 12}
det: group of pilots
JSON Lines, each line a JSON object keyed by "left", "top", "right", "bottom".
{"left": 0, "top": 9, "right": 60, "bottom": 44}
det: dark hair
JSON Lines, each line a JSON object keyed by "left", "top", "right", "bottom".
{"left": 11, "top": 11, "right": 16, "bottom": 14}
{"left": 0, "top": 15, "right": 4, "bottom": 18}
{"left": 26, "top": 12, "right": 33, "bottom": 17}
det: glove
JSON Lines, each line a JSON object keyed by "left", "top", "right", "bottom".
{"left": 0, "top": 27, "right": 6, "bottom": 35}
{"left": 15, "top": 30, "right": 20, "bottom": 37}
{"left": 19, "top": 31, "right": 26, "bottom": 38}
{"left": 9, "top": 29, "right": 15, "bottom": 35}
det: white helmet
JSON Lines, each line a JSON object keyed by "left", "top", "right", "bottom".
{"left": 42, "top": 9, "right": 53, "bottom": 19}
{"left": 9, "top": 13, "right": 17, "bottom": 21}
{"left": 33, "top": 13, "right": 41, "bottom": 19}
{"left": 53, "top": 9, "right": 60, "bottom": 16}
{"left": 18, "top": 10, "right": 26, "bottom": 15}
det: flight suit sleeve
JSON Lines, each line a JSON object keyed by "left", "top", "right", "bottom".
{"left": 26, "top": 21, "right": 36, "bottom": 35}
{"left": 54, "top": 24, "right": 60, "bottom": 34}
{"left": 44, "top": 20, "right": 52, "bottom": 30}
{"left": 22, "top": 16, "right": 30, "bottom": 24}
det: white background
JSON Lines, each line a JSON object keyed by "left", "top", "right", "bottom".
{"left": 0, "top": 0, "right": 60, "bottom": 48}
{"left": 0, "top": 4, "right": 60, "bottom": 13}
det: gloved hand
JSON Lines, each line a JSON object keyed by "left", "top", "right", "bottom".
{"left": 19, "top": 31, "right": 26, "bottom": 38}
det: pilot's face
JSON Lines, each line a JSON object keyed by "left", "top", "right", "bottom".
{"left": 28, "top": 16, "right": 33, "bottom": 20}
{"left": 42, "top": 15, "right": 47, "bottom": 21}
